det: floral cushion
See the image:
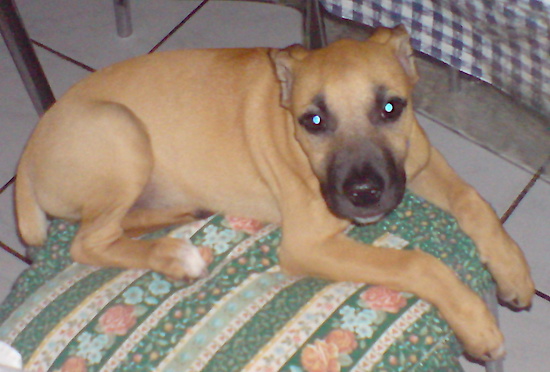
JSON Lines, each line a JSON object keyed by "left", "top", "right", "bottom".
{"left": 0, "top": 191, "right": 494, "bottom": 371}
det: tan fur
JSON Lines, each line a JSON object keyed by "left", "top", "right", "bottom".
{"left": 16, "top": 26, "right": 533, "bottom": 360}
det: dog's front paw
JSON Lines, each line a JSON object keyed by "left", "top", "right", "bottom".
{"left": 450, "top": 297, "right": 505, "bottom": 361}
{"left": 487, "top": 240, "right": 535, "bottom": 309}
{"left": 494, "top": 264, "right": 535, "bottom": 309}
{"left": 461, "top": 318, "right": 505, "bottom": 362}
{"left": 148, "top": 237, "right": 209, "bottom": 279}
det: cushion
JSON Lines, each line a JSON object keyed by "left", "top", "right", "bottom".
{"left": 0, "top": 191, "right": 493, "bottom": 371}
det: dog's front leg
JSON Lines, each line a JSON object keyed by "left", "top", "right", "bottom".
{"left": 279, "top": 218, "right": 504, "bottom": 360}
{"left": 407, "top": 145, "right": 535, "bottom": 309}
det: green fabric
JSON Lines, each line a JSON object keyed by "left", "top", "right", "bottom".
{"left": 0, "top": 191, "right": 493, "bottom": 371}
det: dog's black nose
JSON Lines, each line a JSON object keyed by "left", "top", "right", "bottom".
{"left": 343, "top": 171, "right": 384, "bottom": 208}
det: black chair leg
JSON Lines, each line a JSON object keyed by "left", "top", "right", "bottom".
{"left": 304, "top": 0, "right": 327, "bottom": 49}
{"left": 0, "top": 0, "right": 55, "bottom": 116}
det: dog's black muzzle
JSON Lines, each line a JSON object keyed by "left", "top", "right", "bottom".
{"left": 320, "top": 141, "right": 406, "bottom": 224}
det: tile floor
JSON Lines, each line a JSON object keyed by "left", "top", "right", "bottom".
{"left": 0, "top": 0, "right": 548, "bottom": 370}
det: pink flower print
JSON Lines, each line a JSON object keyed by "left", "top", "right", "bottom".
{"left": 226, "top": 216, "right": 264, "bottom": 235}
{"left": 301, "top": 339, "right": 340, "bottom": 372}
{"left": 361, "top": 285, "right": 407, "bottom": 313}
{"left": 98, "top": 304, "right": 137, "bottom": 336}
{"left": 61, "top": 356, "right": 87, "bottom": 372}
{"left": 325, "top": 328, "right": 358, "bottom": 354}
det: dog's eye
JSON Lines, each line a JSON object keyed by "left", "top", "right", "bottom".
{"left": 299, "top": 113, "right": 326, "bottom": 133}
{"left": 380, "top": 98, "right": 407, "bottom": 122}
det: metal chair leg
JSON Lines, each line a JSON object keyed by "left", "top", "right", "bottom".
{"left": 483, "top": 287, "right": 505, "bottom": 372}
{"left": 304, "top": 0, "right": 327, "bottom": 49}
{"left": 0, "top": 0, "right": 55, "bottom": 116}
{"left": 114, "top": 0, "right": 132, "bottom": 38}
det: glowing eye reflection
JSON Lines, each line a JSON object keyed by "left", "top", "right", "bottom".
{"left": 384, "top": 102, "right": 394, "bottom": 113}
{"left": 312, "top": 115, "right": 322, "bottom": 125}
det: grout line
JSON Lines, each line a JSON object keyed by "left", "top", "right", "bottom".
{"left": 148, "top": 0, "right": 211, "bottom": 54}
{"left": 31, "top": 39, "right": 96, "bottom": 72}
{"left": 0, "top": 240, "right": 31, "bottom": 265}
{"left": 0, "top": 175, "right": 15, "bottom": 195}
{"left": 536, "top": 290, "right": 550, "bottom": 303}
{"left": 500, "top": 166, "right": 542, "bottom": 224}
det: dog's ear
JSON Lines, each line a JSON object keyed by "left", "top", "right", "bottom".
{"left": 269, "top": 45, "right": 310, "bottom": 108}
{"left": 370, "top": 25, "right": 418, "bottom": 84}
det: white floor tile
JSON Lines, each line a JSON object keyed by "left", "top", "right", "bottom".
{"left": 416, "top": 113, "right": 534, "bottom": 216}
{"left": 36, "top": 48, "right": 91, "bottom": 98}
{"left": 0, "top": 250, "right": 28, "bottom": 304}
{"left": 157, "top": 1, "right": 303, "bottom": 50}
{"left": 498, "top": 297, "right": 550, "bottom": 371}
{"left": 0, "top": 40, "right": 39, "bottom": 186}
{"left": 504, "top": 180, "right": 550, "bottom": 294}
{"left": 0, "top": 42, "right": 91, "bottom": 188}
{"left": 15, "top": 0, "right": 203, "bottom": 69}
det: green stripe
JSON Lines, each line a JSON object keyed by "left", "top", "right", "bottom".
{"left": 202, "top": 277, "right": 330, "bottom": 372}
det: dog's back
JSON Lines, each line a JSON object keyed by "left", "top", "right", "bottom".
{"left": 15, "top": 48, "right": 285, "bottom": 247}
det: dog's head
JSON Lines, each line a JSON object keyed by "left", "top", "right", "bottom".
{"left": 270, "top": 26, "right": 419, "bottom": 224}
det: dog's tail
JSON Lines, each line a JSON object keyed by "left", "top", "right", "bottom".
{"left": 15, "top": 162, "right": 48, "bottom": 246}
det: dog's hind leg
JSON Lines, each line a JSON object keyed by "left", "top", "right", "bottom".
{"left": 121, "top": 207, "right": 203, "bottom": 237}
{"left": 35, "top": 101, "right": 207, "bottom": 279}
{"left": 15, "top": 164, "right": 49, "bottom": 246}
{"left": 72, "top": 203, "right": 207, "bottom": 279}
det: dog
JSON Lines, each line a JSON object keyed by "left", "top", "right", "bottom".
{"left": 15, "top": 26, "right": 534, "bottom": 360}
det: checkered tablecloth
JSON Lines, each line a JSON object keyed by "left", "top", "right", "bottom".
{"left": 321, "top": 0, "right": 550, "bottom": 118}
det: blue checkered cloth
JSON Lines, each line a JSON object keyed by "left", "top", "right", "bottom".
{"left": 321, "top": 0, "right": 550, "bottom": 119}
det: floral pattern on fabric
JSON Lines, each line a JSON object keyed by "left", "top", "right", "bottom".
{"left": 360, "top": 286, "right": 408, "bottom": 314}
{"left": 0, "top": 191, "right": 492, "bottom": 371}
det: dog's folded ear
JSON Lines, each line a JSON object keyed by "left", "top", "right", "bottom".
{"left": 370, "top": 25, "right": 418, "bottom": 84}
{"left": 269, "top": 45, "right": 310, "bottom": 108}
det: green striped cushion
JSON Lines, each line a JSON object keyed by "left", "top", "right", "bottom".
{"left": 0, "top": 191, "right": 493, "bottom": 371}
